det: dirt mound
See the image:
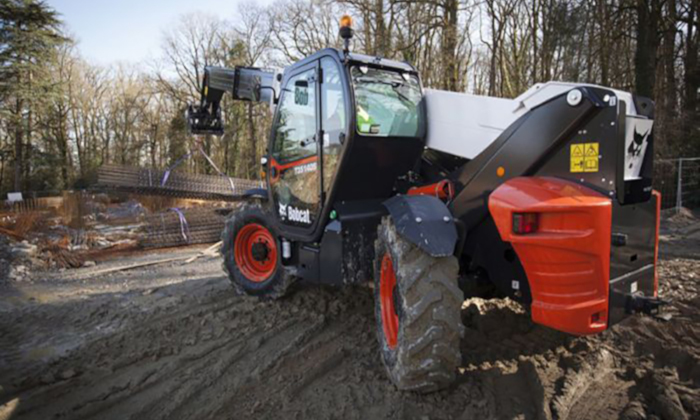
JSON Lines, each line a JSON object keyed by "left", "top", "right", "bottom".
{"left": 0, "top": 249, "right": 699, "bottom": 419}
{"left": 661, "top": 208, "right": 700, "bottom": 260}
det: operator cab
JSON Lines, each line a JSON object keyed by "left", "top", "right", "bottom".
{"left": 267, "top": 48, "right": 427, "bottom": 242}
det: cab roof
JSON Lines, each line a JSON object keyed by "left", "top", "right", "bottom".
{"left": 287, "top": 48, "right": 418, "bottom": 74}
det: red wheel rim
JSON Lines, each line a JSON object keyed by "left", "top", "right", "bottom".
{"left": 234, "top": 223, "right": 277, "bottom": 282}
{"left": 380, "top": 252, "right": 399, "bottom": 349}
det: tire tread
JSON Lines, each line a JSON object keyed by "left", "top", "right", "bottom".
{"left": 374, "top": 216, "right": 464, "bottom": 393}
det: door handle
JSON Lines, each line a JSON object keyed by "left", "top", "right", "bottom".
{"left": 300, "top": 135, "right": 317, "bottom": 148}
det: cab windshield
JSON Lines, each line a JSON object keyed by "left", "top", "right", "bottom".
{"left": 351, "top": 66, "right": 424, "bottom": 138}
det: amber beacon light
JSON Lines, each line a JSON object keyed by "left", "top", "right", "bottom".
{"left": 339, "top": 14, "right": 354, "bottom": 55}
{"left": 340, "top": 14, "right": 353, "bottom": 29}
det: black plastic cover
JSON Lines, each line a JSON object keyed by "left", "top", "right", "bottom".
{"left": 242, "top": 188, "right": 268, "bottom": 200}
{"left": 382, "top": 195, "right": 457, "bottom": 257}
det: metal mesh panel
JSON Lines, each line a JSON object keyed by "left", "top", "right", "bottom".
{"left": 141, "top": 208, "right": 229, "bottom": 248}
{"left": 653, "top": 157, "right": 700, "bottom": 213}
{"left": 97, "top": 164, "right": 263, "bottom": 201}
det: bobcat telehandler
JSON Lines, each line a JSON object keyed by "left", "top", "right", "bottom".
{"left": 186, "top": 15, "right": 664, "bottom": 392}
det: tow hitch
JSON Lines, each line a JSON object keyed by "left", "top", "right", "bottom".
{"left": 626, "top": 294, "right": 669, "bottom": 318}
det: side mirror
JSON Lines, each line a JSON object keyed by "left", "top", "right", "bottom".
{"left": 260, "top": 156, "right": 269, "bottom": 180}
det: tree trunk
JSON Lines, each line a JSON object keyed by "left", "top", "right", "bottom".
{"left": 23, "top": 71, "right": 34, "bottom": 191}
{"left": 59, "top": 117, "right": 70, "bottom": 189}
{"left": 246, "top": 103, "right": 257, "bottom": 179}
{"left": 488, "top": 2, "right": 499, "bottom": 96}
{"left": 655, "top": 0, "right": 678, "bottom": 154}
{"left": 151, "top": 125, "right": 158, "bottom": 169}
{"left": 363, "top": 9, "right": 372, "bottom": 54}
{"left": 531, "top": 0, "right": 539, "bottom": 83}
{"left": 442, "top": 0, "right": 459, "bottom": 91}
{"left": 634, "top": 0, "right": 660, "bottom": 98}
{"left": 374, "top": 0, "right": 386, "bottom": 56}
{"left": 23, "top": 106, "right": 32, "bottom": 191}
{"left": 681, "top": 0, "right": 699, "bottom": 153}
{"left": 13, "top": 97, "right": 23, "bottom": 192}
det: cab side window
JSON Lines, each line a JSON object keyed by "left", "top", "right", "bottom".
{"left": 272, "top": 69, "right": 317, "bottom": 163}
{"left": 320, "top": 57, "right": 346, "bottom": 194}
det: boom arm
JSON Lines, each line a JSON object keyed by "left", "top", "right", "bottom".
{"left": 187, "top": 66, "right": 277, "bottom": 135}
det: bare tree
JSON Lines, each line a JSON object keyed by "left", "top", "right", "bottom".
{"left": 155, "top": 12, "right": 225, "bottom": 104}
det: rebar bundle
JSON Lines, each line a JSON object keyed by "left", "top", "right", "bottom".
{"left": 97, "top": 164, "right": 263, "bottom": 201}
{"left": 141, "top": 208, "right": 229, "bottom": 248}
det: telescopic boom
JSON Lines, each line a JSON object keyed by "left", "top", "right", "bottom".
{"left": 186, "top": 66, "right": 277, "bottom": 135}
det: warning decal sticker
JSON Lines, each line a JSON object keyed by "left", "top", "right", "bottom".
{"left": 570, "top": 142, "right": 599, "bottom": 173}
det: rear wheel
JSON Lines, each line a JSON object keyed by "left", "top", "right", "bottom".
{"left": 374, "top": 216, "right": 464, "bottom": 393}
{"left": 221, "top": 203, "right": 295, "bottom": 299}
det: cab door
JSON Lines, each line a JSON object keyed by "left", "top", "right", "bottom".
{"left": 319, "top": 56, "right": 348, "bottom": 203}
{"left": 268, "top": 62, "right": 322, "bottom": 233}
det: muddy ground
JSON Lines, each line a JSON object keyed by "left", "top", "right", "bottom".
{"left": 0, "top": 218, "right": 699, "bottom": 420}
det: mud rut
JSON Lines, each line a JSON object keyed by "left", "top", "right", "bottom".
{"left": 0, "top": 247, "right": 699, "bottom": 420}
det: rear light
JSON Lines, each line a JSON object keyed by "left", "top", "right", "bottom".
{"left": 512, "top": 213, "right": 538, "bottom": 234}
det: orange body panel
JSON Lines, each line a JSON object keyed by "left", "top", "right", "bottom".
{"left": 489, "top": 177, "right": 612, "bottom": 335}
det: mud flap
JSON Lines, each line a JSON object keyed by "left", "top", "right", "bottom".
{"left": 382, "top": 195, "right": 458, "bottom": 257}
{"left": 243, "top": 188, "right": 268, "bottom": 200}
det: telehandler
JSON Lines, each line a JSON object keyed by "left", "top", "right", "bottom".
{"left": 186, "top": 15, "right": 663, "bottom": 392}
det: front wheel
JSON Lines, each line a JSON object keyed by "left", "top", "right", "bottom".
{"left": 221, "top": 203, "right": 295, "bottom": 299}
{"left": 373, "top": 217, "right": 465, "bottom": 393}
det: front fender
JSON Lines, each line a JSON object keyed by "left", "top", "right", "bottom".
{"left": 243, "top": 188, "right": 268, "bottom": 200}
{"left": 382, "top": 195, "right": 457, "bottom": 257}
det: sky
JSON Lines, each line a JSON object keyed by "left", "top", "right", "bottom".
{"left": 46, "top": 0, "right": 272, "bottom": 65}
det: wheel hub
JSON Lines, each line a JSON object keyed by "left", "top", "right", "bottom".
{"left": 234, "top": 223, "right": 277, "bottom": 283}
{"left": 251, "top": 241, "right": 270, "bottom": 262}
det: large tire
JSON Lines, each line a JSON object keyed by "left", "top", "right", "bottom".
{"left": 221, "top": 203, "right": 295, "bottom": 299}
{"left": 373, "top": 216, "right": 464, "bottom": 393}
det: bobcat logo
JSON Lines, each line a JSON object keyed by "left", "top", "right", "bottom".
{"left": 627, "top": 128, "right": 649, "bottom": 169}
{"left": 278, "top": 202, "right": 288, "bottom": 219}
{"left": 287, "top": 206, "right": 311, "bottom": 224}
{"left": 628, "top": 129, "right": 649, "bottom": 157}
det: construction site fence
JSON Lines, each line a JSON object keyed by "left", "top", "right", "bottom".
{"left": 654, "top": 157, "right": 700, "bottom": 214}
{"left": 4, "top": 157, "right": 697, "bottom": 217}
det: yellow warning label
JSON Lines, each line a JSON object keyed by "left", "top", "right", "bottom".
{"left": 570, "top": 142, "right": 599, "bottom": 173}
{"left": 585, "top": 143, "right": 598, "bottom": 157}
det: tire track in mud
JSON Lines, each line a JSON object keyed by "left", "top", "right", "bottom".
{"left": 1, "top": 276, "right": 230, "bottom": 395}
{"left": 2, "top": 269, "right": 375, "bottom": 420}
{"left": 1, "top": 257, "right": 699, "bottom": 420}
{"left": 131, "top": 317, "right": 322, "bottom": 420}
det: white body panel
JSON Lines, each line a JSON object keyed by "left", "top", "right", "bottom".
{"left": 424, "top": 82, "right": 650, "bottom": 179}
{"left": 424, "top": 89, "right": 517, "bottom": 159}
